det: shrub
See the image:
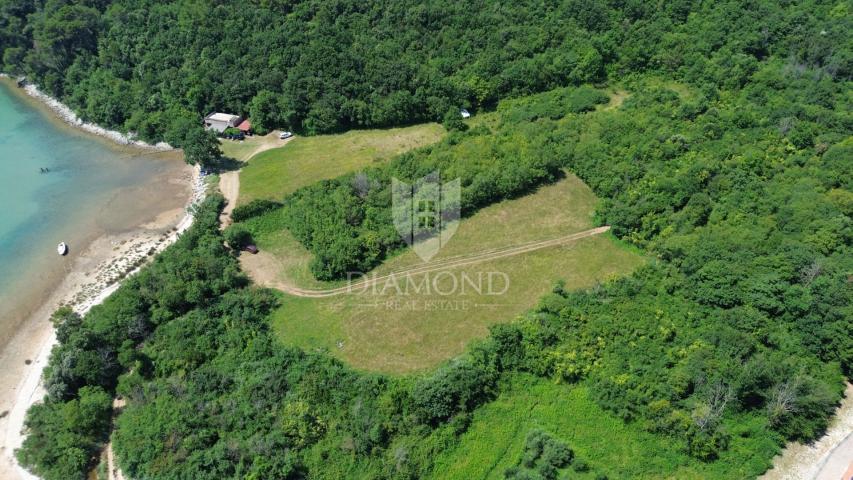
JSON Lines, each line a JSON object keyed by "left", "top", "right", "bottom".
{"left": 231, "top": 199, "right": 283, "bottom": 223}
{"left": 507, "top": 430, "right": 574, "bottom": 480}
{"left": 566, "top": 86, "right": 610, "bottom": 113}
{"left": 442, "top": 108, "right": 469, "bottom": 132}
{"left": 224, "top": 224, "right": 253, "bottom": 250}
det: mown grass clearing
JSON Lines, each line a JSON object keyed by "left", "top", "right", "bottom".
{"left": 253, "top": 174, "right": 644, "bottom": 373}
{"left": 427, "top": 374, "right": 780, "bottom": 480}
{"left": 245, "top": 173, "right": 604, "bottom": 289}
{"left": 237, "top": 123, "right": 445, "bottom": 204}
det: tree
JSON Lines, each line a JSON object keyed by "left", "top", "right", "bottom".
{"left": 249, "top": 90, "right": 283, "bottom": 134}
{"left": 442, "top": 107, "right": 468, "bottom": 132}
{"left": 224, "top": 224, "right": 253, "bottom": 250}
{"left": 16, "top": 386, "right": 112, "bottom": 480}
{"left": 182, "top": 127, "right": 221, "bottom": 168}
{"left": 50, "top": 307, "right": 82, "bottom": 344}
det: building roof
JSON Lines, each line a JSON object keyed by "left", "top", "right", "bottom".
{"left": 237, "top": 119, "right": 252, "bottom": 131}
{"left": 206, "top": 112, "right": 240, "bottom": 123}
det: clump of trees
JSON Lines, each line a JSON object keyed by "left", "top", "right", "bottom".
{"left": 16, "top": 195, "right": 504, "bottom": 479}
{"left": 16, "top": 386, "right": 112, "bottom": 480}
{"left": 505, "top": 430, "right": 576, "bottom": 480}
{"left": 17, "top": 195, "right": 249, "bottom": 479}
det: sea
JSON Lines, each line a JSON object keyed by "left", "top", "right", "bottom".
{"left": 0, "top": 80, "right": 181, "bottom": 329}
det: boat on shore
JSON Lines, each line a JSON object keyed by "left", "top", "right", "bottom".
{"left": 57, "top": 242, "right": 67, "bottom": 256}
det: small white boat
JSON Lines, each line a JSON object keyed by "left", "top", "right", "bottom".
{"left": 57, "top": 242, "right": 68, "bottom": 256}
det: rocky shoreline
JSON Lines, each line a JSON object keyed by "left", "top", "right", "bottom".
{"left": 1, "top": 73, "right": 171, "bottom": 150}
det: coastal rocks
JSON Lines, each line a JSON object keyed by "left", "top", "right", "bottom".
{"left": 16, "top": 79, "right": 171, "bottom": 151}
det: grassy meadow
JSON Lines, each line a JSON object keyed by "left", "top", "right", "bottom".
{"left": 427, "top": 374, "right": 780, "bottom": 480}
{"left": 245, "top": 174, "right": 644, "bottom": 373}
{"left": 237, "top": 123, "right": 445, "bottom": 204}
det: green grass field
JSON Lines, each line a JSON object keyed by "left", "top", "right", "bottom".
{"left": 427, "top": 374, "right": 780, "bottom": 480}
{"left": 218, "top": 136, "right": 265, "bottom": 161}
{"left": 252, "top": 174, "right": 644, "bottom": 373}
{"left": 237, "top": 123, "right": 445, "bottom": 204}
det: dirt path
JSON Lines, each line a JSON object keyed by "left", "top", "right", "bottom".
{"left": 242, "top": 226, "right": 610, "bottom": 297}
{"left": 219, "top": 132, "right": 293, "bottom": 227}
{"left": 218, "top": 171, "right": 240, "bottom": 227}
{"left": 105, "top": 398, "right": 127, "bottom": 480}
{"left": 246, "top": 133, "right": 292, "bottom": 160}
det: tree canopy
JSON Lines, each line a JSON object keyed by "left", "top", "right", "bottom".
{"left": 2, "top": 0, "right": 849, "bottom": 141}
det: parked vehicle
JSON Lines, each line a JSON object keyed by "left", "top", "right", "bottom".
{"left": 279, "top": 131, "right": 293, "bottom": 139}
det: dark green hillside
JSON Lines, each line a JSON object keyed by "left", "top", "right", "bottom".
{"left": 2, "top": 0, "right": 849, "bottom": 142}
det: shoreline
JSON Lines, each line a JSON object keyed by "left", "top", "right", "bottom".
{"left": 0, "top": 167, "right": 204, "bottom": 480}
{"left": 0, "top": 76, "right": 205, "bottom": 480}
{"left": 0, "top": 75, "right": 170, "bottom": 151}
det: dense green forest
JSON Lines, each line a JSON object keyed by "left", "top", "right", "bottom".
{"left": 2, "top": 0, "right": 849, "bottom": 143}
{"left": 7, "top": 0, "right": 852, "bottom": 479}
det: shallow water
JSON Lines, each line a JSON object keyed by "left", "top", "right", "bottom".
{"left": 0, "top": 81, "right": 181, "bottom": 325}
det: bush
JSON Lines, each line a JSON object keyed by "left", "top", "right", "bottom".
{"left": 231, "top": 199, "right": 283, "bottom": 223}
{"left": 412, "top": 357, "right": 498, "bottom": 426}
{"left": 442, "top": 108, "right": 469, "bottom": 132}
{"left": 507, "top": 430, "right": 574, "bottom": 480}
{"left": 224, "top": 224, "right": 254, "bottom": 250}
{"left": 566, "top": 86, "right": 610, "bottom": 113}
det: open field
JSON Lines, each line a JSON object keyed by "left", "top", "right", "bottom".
{"left": 245, "top": 174, "right": 644, "bottom": 373}
{"left": 428, "top": 374, "right": 780, "bottom": 480}
{"left": 242, "top": 227, "right": 611, "bottom": 297}
{"left": 243, "top": 173, "right": 607, "bottom": 289}
{"left": 237, "top": 123, "right": 445, "bottom": 204}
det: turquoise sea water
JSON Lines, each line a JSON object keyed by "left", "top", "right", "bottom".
{"left": 0, "top": 82, "right": 178, "bottom": 324}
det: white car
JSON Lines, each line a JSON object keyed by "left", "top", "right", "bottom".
{"left": 279, "top": 131, "right": 293, "bottom": 139}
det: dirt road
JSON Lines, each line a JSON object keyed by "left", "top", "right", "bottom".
{"left": 218, "top": 171, "right": 239, "bottom": 227}
{"left": 218, "top": 132, "right": 293, "bottom": 227}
